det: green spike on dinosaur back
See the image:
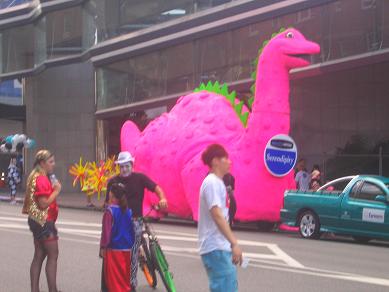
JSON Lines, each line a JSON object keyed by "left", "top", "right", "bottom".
{"left": 240, "top": 112, "right": 249, "bottom": 127}
{"left": 193, "top": 81, "right": 248, "bottom": 127}
{"left": 248, "top": 97, "right": 254, "bottom": 109}
{"left": 234, "top": 100, "right": 244, "bottom": 115}
{"left": 192, "top": 27, "right": 288, "bottom": 128}
{"left": 220, "top": 83, "right": 229, "bottom": 97}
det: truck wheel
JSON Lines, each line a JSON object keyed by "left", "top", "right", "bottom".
{"left": 298, "top": 210, "right": 321, "bottom": 239}
{"left": 352, "top": 236, "right": 371, "bottom": 244}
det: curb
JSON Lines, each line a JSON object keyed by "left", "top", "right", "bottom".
{"left": 0, "top": 196, "right": 197, "bottom": 226}
{"left": 0, "top": 195, "right": 103, "bottom": 211}
{"left": 0, "top": 196, "right": 280, "bottom": 231}
{"left": 0, "top": 195, "right": 23, "bottom": 204}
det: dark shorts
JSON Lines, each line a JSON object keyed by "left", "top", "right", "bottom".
{"left": 28, "top": 217, "right": 58, "bottom": 241}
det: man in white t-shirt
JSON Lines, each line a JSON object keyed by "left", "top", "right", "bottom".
{"left": 198, "top": 144, "right": 242, "bottom": 292}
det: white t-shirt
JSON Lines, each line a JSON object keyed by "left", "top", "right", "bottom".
{"left": 295, "top": 170, "right": 310, "bottom": 191}
{"left": 198, "top": 173, "right": 231, "bottom": 255}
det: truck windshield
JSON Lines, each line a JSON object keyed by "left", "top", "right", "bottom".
{"left": 322, "top": 180, "right": 352, "bottom": 192}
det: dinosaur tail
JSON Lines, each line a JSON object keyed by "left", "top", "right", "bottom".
{"left": 120, "top": 120, "right": 141, "bottom": 153}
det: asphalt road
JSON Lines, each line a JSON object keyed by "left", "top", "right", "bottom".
{"left": 1, "top": 203, "right": 389, "bottom": 292}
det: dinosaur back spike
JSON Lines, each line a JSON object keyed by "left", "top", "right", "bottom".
{"left": 248, "top": 97, "right": 254, "bottom": 109}
{"left": 234, "top": 100, "right": 243, "bottom": 115}
{"left": 240, "top": 112, "right": 249, "bottom": 127}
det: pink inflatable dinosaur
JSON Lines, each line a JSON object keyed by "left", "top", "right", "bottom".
{"left": 121, "top": 29, "right": 320, "bottom": 222}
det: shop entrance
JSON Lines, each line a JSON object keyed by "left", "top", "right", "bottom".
{"left": 97, "top": 106, "right": 168, "bottom": 159}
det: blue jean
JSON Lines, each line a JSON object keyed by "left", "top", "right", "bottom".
{"left": 201, "top": 250, "right": 238, "bottom": 292}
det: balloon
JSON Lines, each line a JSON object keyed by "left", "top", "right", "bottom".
{"left": 1, "top": 134, "right": 36, "bottom": 152}
{"left": 0, "top": 144, "right": 7, "bottom": 153}
{"left": 25, "top": 139, "right": 36, "bottom": 148}
{"left": 5, "top": 136, "right": 13, "bottom": 144}
{"left": 12, "top": 134, "right": 26, "bottom": 150}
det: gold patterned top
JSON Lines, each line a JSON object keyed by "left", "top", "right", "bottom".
{"left": 22, "top": 172, "right": 48, "bottom": 226}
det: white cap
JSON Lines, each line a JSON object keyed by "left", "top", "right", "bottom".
{"left": 115, "top": 151, "right": 135, "bottom": 165}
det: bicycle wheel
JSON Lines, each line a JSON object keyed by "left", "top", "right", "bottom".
{"left": 150, "top": 241, "right": 176, "bottom": 292}
{"left": 140, "top": 237, "right": 157, "bottom": 287}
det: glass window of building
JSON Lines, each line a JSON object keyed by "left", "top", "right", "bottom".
{"left": 0, "top": 0, "right": 31, "bottom": 10}
{"left": 0, "top": 79, "right": 22, "bottom": 105}
{"left": 0, "top": 24, "right": 35, "bottom": 73}
{"left": 45, "top": 6, "right": 83, "bottom": 60}
{"left": 290, "top": 61, "right": 389, "bottom": 179}
{"left": 96, "top": 41, "right": 195, "bottom": 110}
{"left": 96, "top": 0, "right": 238, "bottom": 41}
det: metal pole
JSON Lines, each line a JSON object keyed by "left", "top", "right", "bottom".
{"left": 379, "top": 146, "right": 383, "bottom": 176}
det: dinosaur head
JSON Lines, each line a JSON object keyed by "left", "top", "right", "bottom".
{"left": 264, "top": 28, "right": 320, "bottom": 69}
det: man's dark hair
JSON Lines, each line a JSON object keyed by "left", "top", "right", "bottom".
{"left": 201, "top": 144, "right": 229, "bottom": 168}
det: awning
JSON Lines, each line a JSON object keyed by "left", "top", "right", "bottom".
{"left": 0, "top": 103, "right": 26, "bottom": 121}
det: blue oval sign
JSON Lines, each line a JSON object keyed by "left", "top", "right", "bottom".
{"left": 264, "top": 134, "right": 297, "bottom": 177}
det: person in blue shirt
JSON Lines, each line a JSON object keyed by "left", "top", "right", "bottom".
{"left": 100, "top": 182, "right": 135, "bottom": 292}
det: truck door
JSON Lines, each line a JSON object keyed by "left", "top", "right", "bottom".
{"left": 340, "top": 180, "right": 363, "bottom": 231}
{"left": 342, "top": 181, "right": 387, "bottom": 236}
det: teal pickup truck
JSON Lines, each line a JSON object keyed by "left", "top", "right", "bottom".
{"left": 281, "top": 175, "right": 389, "bottom": 242}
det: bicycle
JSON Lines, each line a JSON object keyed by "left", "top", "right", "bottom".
{"left": 138, "top": 206, "right": 176, "bottom": 292}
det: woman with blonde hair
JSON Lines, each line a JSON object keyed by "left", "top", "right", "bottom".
{"left": 23, "top": 150, "right": 61, "bottom": 292}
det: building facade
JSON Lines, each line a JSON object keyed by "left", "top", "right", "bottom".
{"left": 0, "top": 0, "right": 388, "bottom": 191}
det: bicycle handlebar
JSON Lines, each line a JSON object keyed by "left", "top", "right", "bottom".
{"left": 142, "top": 204, "right": 160, "bottom": 219}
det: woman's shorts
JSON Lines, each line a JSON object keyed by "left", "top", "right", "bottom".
{"left": 28, "top": 217, "right": 58, "bottom": 241}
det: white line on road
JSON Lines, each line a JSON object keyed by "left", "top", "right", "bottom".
{"left": 161, "top": 246, "right": 285, "bottom": 261}
{"left": 0, "top": 216, "right": 102, "bottom": 228}
{"left": 154, "top": 229, "right": 197, "bottom": 237}
{"left": 267, "top": 244, "right": 304, "bottom": 268}
{"left": 0, "top": 210, "right": 25, "bottom": 217}
{"left": 248, "top": 262, "right": 389, "bottom": 287}
{"left": 0, "top": 223, "right": 27, "bottom": 229}
{"left": 163, "top": 251, "right": 389, "bottom": 287}
{"left": 2, "top": 216, "right": 388, "bottom": 287}
{"left": 0, "top": 222, "right": 306, "bottom": 269}
{"left": 0, "top": 227, "right": 99, "bottom": 246}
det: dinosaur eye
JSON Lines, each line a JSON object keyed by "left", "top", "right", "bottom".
{"left": 286, "top": 32, "right": 294, "bottom": 38}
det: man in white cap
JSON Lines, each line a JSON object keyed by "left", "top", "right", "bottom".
{"left": 103, "top": 151, "right": 168, "bottom": 292}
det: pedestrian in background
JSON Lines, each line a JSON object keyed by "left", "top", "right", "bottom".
{"left": 295, "top": 158, "right": 310, "bottom": 191}
{"left": 100, "top": 182, "right": 135, "bottom": 292}
{"left": 310, "top": 164, "right": 321, "bottom": 191}
{"left": 7, "top": 156, "right": 21, "bottom": 204}
{"left": 223, "top": 173, "right": 237, "bottom": 227}
{"left": 23, "top": 150, "right": 61, "bottom": 292}
{"left": 198, "top": 144, "right": 242, "bottom": 292}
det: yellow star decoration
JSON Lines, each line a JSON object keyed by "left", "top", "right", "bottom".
{"left": 68, "top": 157, "right": 88, "bottom": 188}
{"left": 69, "top": 156, "right": 119, "bottom": 200}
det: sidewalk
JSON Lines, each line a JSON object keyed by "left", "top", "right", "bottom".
{"left": 0, "top": 189, "right": 104, "bottom": 211}
{"left": 0, "top": 188, "right": 197, "bottom": 226}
